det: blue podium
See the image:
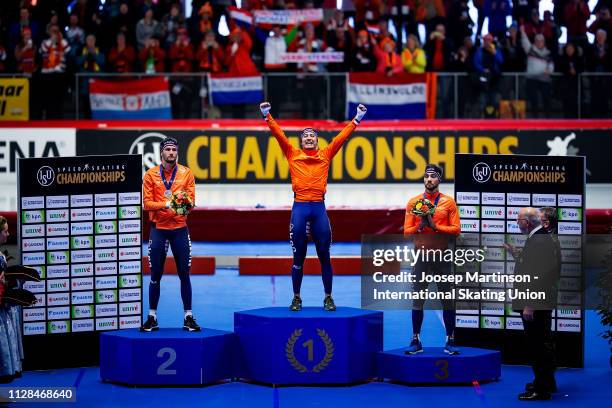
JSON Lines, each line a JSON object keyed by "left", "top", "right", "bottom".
{"left": 100, "top": 328, "right": 237, "bottom": 385}
{"left": 378, "top": 347, "right": 501, "bottom": 384}
{"left": 234, "top": 307, "right": 383, "bottom": 385}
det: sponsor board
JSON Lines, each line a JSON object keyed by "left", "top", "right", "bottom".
{"left": 119, "top": 233, "right": 140, "bottom": 247}
{"left": 95, "top": 193, "right": 117, "bottom": 206}
{"left": 119, "top": 301, "right": 141, "bottom": 315}
{"left": 47, "top": 320, "right": 70, "bottom": 334}
{"left": 71, "top": 263, "right": 93, "bottom": 277}
{"left": 71, "top": 194, "right": 93, "bottom": 208}
{"left": 71, "top": 236, "right": 94, "bottom": 249}
{"left": 71, "top": 222, "right": 94, "bottom": 235}
{"left": 506, "top": 221, "right": 521, "bottom": 234}
{"left": 481, "top": 302, "right": 505, "bottom": 315}
{"left": 558, "top": 194, "right": 582, "bottom": 207}
{"left": 96, "top": 248, "right": 118, "bottom": 262}
{"left": 47, "top": 307, "right": 70, "bottom": 320}
{"left": 119, "top": 192, "right": 141, "bottom": 205}
{"left": 46, "top": 237, "right": 70, "bottom": 251}
{"left": 95, "top": 235, "right": 118, "bottom": 247}
{"left": 46, "top": 196, "right": 69, "bottom": 208}
{"left": 483, "top": 247, "right": 505, "bottom": 261}
{"left": 506, "top": 317, "right": 524, "bottom": 330}
{"left": 455, "top": 315, "right": 479, "bottom": 328}
{"left": 558, "top": 208, "right": 582, "bottom": 222}
{"left": 456, "top": 192, "right": 480, "bottom": 204}
{"left": 96, "top": 318, "right": 118, "bottom": 331}
{"left": 21, "top": 196, "right": 44, "bottom": 209}
{"left": 72, "top": 319, "right": 94, "bottom": 332}
{"left": 95, "top": 276, "right": 118, "bottom": 289}
{"left": 22, "top": 210, "right": 44, "bottom": 224}
{"left": 72, "top": 277, "right": 94, "bottom": 291}
{"left": 459, "top": 205, "right": 480, "bottom": 219}
{"left": 481, "top": 206, "right": 505, "bottom": 219}
{"left": 556, "top": 308, "right": 581, "bottom": 319}
{"left": 47, "top": 223, "right": 70, "bottom": 236}
{"left": 95, "top": 304, "right": 118, "bottom": 317}
{"left": 480, "top": 261, "right": 505, "bottom": 274}
{"left": 481, "top": 234, "right": 505, "bottom": 247}
{"left": 71, "top": 291, "right": 94, "bottom": 304}
{"left": 119, "top": 261, "right": 141, "bottom": 274}
{"left": 558, "top": 277, "right": 581, "bottom": 291}
{"left": 118, "top": 206, "right": 141, "bottom": 219}
{"left": 558, "top": 235, "right": 582, "bottom": 249}
{"left": 119, "top": 288, "right": 141, "bottom": 302}
{"left": 561, "top": 263, "right": 582, "bottom": 277}
{"left": 506, "top": 193, "right": 531, "bottom": 206}
{"left": 118, "top": 219, "right": 140, "bottom": 233}
{"left": 47, "top": 279, "right": 69, "bottom": 292}
{"left": 47, "top": 292, "right": 70, "bottom": 306}
{"left": 558, "top": 291, "right": 581, "bottom": 305}
{"left": 22, "top": 224, "right": 45, "bottom": 238}
{"left": 96, "top": 290, "right": 118, "bottom": 303}
{"left": 481, "top": 220, "right": 505, "bottom": 233}
{"left": 95, "top": 221, "right": 118, "bottom": 234}
{"left": 558, "top": 222, "right": 582, "bottom": 235}
{"left": 71, "top": 208, "right": 93, "bottom": 221}
{"left": 23, "top": 281, "right": 46, "bottom": 293}
{"left": 480, "top": 316, "right": 505, "bottom": 329}
{"left": 119, "top": 274, "right": 141, "bottom": 288}
{"left": 481, "top": 192, "right": 505, "bottom": 205}
{"left": 71, "top": 249, "right": 94, "bottom": 263}
{"left": 22, "top": 238, "right": 45, "bottom": 252}
{"left": 460, "top": 221, "right": 479, "bottom": 232}
{"left": 23, "top": 308, "right": 46, "bottom": 322}
{"left": 47, "top": 251, "right": 69, "bottom": 264}
{"left": 94, "top": 206, "right": 117, "bottom": 220}
{"left": 119, "top": 247, "right": 141, "bottom": 260}
{"left": 96, "top": 262, "right": 118, "bottom": 276}
{"left": 532, "top": 193, "right": 556, "bottom": 206}
{"left": 557, "top": 319, "right": 581, "bottom": 332}
{"left": 457, "top": 233, "right": 479, "bottom": 247}
{"left": 24, "top": 322, "right": 47, "bottom": 336}
{"left": 71, "top": 305, "right": 95, "bottom": 319}
{"left": 120, "top": 316, "right": 142, "bottom": 329}
{"left": 561, "top": 249, "right": 582, "bottom": 263}
{"left": 23, "top": 252, "right": 45, "bottom": 265}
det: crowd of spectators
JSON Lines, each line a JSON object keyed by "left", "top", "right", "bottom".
{"left": 0, "top": 0, "right": 611, "bottom": 117}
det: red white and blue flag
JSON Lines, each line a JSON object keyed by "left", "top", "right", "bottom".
{"left": 89, "top": 77, "right": 172, "bottom": 119}
{"left": 228, "top": 6, "right": 253, "bottom": 29}
{"left": 209, "top": 73, "right": 263, "bottom": 105}
{"left": 346, "top": 73, "right": 436, "bottom": 120}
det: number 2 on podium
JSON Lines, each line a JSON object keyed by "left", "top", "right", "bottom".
{"left": 157, "top": 347, "right": 177, "bottom": 375}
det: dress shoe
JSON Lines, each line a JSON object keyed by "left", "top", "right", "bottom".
{"left": 526, "top": 381, "right": 557, "bottom": 393}
{"left": 518, "top": 390, "right": 552, "bottom": 401}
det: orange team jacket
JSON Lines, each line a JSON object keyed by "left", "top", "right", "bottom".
{"left": 404, "top": 191, "right": 461, "bottom": 236}
{"left": 143, "top": 163, "right": 196, "bottom": 230}
{"left": 265, "top": 114, "right": 357, "bottom": 202}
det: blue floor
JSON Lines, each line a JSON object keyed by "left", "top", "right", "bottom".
{"left": 144, "top": 241, "right": 362, "bottom": 256}
{"left": 11, "top": 270, "right": 612, "bottom": 407}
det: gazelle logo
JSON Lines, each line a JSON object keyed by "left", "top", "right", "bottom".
{"left": 473, "top": 162, "right": 491, "bottom": 183}
{"left": 37, "top": 166, "right": 55, "bottom": 186}
{"left": 129, "top": 132, "right": 165, "bottom": 173}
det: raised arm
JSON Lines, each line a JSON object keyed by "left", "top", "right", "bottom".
{"left": 260, "top": 101, "right": 295, "bottom": 158}
{"left": 323, "top": 104, "right": 367, "bottom": 159}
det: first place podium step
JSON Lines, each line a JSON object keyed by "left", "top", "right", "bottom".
{"left": 234, "top": 307, "right": 384, "bottom": 385}
{"left": 100, "top": 328, "right": 237, "bottom": 386}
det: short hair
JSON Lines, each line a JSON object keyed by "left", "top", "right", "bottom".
{"left": 525, "top": 207, "right": 542, "bottom": 226}
{"left": 540, "top": 207, "right": 558, "bottom": 232}
{"left": 0, "top": 215, "right": 7, "bottom": 231}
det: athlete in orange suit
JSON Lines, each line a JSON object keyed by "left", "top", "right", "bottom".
{"left": 260, "top": 101, "right": 367, "bottom": 311}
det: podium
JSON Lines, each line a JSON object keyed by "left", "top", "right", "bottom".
{"left": 377, "top": 347, "right": 501, "bottom": 384}
{"left": 234, "top": 307, "right": 383, "bottom": 385}
{"left": 100, "top": 328, "right": 237, "bottom": 385}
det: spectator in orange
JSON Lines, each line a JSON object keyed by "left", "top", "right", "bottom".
{"left": 139, "top": 36, "right": 166, "bottom": 73}
{"left": 108, "top": 32, "right": 136, "bottom": 73}
{"left": 225, "top": 27, "right": 258, "bottom": 75}
{"left": 401, "top": 34, "right": 427, "bottom": 73}
{"left": 374, "top": 37, "right": 403, "bottom": 76}
{"left": 40, "top": 24, "right": 71, "bottom": 118}
{"left": 351, "top": 29, "right": 377, "bottom": 71}
{"left": 196, "top": 30, "right": 224, "bottom": 72}
{"left": 424, "top": 23, "right": 452, "bottom": 71}
{"left": 169, "top": 28, "right": 194, "bottom": 72}
{"left": 14, "top": 27, "right": 37, "bottom": 74}
{"left": 198, "top": 3, "right": 214, "bottom": 36}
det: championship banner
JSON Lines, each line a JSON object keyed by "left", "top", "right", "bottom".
{"left": 74, "top": 128, "right": 611, "bottom": 183}
{"left": 18, "top": 154, "right": 143, "bottom": 369}
{"left": 279, "top": 52, "right": 344, "bottom": 63}
{"left": 253, "top": 9, "right": 323, "bottom": 26}
{"left": 454, "top": 154, "right": 586, "bottom": 367}
{"left": 228, "top": 6, "right": 253, "bottom": 29}
{"left": 346, "top": 73, "right": 436, "bottom": 120}
{"left": 209, "top": 74, "right": 263, "bottom": 105}
{"left": 89, "top": 77, "right": 172, "bottom": 120}
{"left": 0, "top": 78, "right": 29, "bottom": 121}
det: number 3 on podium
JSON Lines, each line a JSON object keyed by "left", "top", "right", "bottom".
{"left": 434, "top": 359, "right": 449, "bottom": 380}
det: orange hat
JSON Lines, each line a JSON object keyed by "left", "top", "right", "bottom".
{"left": 380, "top": 37, "right": 395, "bottom": 49}
{"left": 358, "top": 29, "right": 368, "bottom": 37}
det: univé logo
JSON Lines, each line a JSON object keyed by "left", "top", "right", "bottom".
{"left": 37, "top": 166, "right": 55, "bottom": 186}
{"left": 473, "top": 162, "right": 491, "bottom": 183}
{"left": 129, "top": 132, "right": 166, "bottom": 173}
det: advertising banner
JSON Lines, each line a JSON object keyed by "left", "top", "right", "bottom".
{"left": 18, "top": 154, "right": 142, "bottom": 368}
{"left": 75, "top": 128, "right": 610, "bottom": 183}
{"left": 0, "top": 78, "right": 29, "bottom": 120}
{"left": 454, "top": 154, "right": 585, "bottom": 367}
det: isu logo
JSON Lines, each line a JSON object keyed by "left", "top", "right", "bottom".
{"left": 37, "top": 166, "right": 55, "bottom": 186}
{"left": 473, "top": 162, "right": 491, "bottom": 183}
{"left": 129, "top": 132, "right": 165, "bottom": 173}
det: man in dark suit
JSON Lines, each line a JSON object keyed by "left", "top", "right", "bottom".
{"left": 506, "top": 207, "right": 560, "bottom": 401}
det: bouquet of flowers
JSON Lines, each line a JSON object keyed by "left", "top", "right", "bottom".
{"left": 170, "top": 190, "right": 194, "bottom": 216}
{"left": 411, "top": 198, "right": 436, "bottom": 217}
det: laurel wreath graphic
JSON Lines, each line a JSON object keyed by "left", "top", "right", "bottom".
{"left": 285, "top": 328, "right": 335, "bottom": 373}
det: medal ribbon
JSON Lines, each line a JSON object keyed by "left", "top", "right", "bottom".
{"left": 160, "top": 164, "right": 178, "bottom": 192}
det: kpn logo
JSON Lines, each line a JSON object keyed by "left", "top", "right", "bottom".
{"left": 47, "top": 321, "right": 69, "bottom": 334}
